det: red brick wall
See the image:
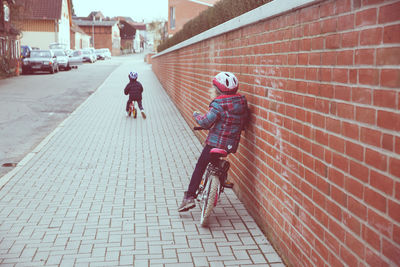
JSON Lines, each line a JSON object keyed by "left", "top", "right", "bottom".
{"left": 152, "top": 0, "right": 400, "bottom": 266}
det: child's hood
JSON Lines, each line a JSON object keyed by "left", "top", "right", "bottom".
{"left": 210, "top": 94, "right": 247, "bottom": 115}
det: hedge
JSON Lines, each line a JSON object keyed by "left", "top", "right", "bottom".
{"left": 158, "top": 0, "right": 271, "bottom": 52}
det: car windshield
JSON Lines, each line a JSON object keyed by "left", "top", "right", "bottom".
{"left": 30, "top": 51, "right": 51, "bottom": 58}
{"left": 53, "top": 50, "right": 66, "bottom": 56}
{"left": 83, "top": 50, "right": 90, "bottom": 54}
{"left": 72, "top": 51, "right": 81, "bottom": 56}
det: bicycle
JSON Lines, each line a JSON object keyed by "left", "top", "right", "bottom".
{"left": 127, "top": 100, "right": 137, "bottom": 118}
{"left": 194, "top": 127, "right": 234, "bottom": 226}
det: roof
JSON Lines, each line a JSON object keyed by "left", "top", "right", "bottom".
{"left": 18, "top": 0, "right": 62, "bottom": 20}
{"left": 73, "top": 19, "right": 118, "bottom": 27}
{"left": 188, "top": 0, "right": 219, "bottom": 6}
{"left": 127, "top": 22, "right": 146, "bottom": 31}
{"left": 70, "top": 22, "right": 88, "bottom": 35}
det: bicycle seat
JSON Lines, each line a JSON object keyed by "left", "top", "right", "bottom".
{"left": 210, "top": 148, "right": 228, "bottom": 157}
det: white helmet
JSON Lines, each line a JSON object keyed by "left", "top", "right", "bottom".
{"left": 212, "top": 72, "right": 239, "bottom": 94}
{"left": 129, "top": 71, "right": 138, "bottom": 80}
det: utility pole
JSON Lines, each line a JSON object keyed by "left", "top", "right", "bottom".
{"left": 92, "top": 16, "right": 95, "bottom": 48}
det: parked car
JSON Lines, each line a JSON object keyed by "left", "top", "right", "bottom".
{"left": 51, "top": 49, "right": 70, "bottom": 70}
{"left": 95, "top": 49, "right": 105, "bottom": 60}
{"left": 68, "top": 50, "right": 84, "bottom": 68}
{"left": 22, "top": 50, "right": 59, "bottom": 74}
{"left": 102, "top": 48, "right": 112, "bottom": 59}
{"left": 82, "top": 49, "right": 96, "bottom": 63}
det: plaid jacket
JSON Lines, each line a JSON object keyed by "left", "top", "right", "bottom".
{"left": 194, "top": 94, "right": 248, "bottom": 153}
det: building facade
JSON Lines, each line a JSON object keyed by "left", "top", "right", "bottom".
{"left": 74, "top": 18, "right": 120, "bottom": 56}
{"left": 18, "top": 0, "right": 72, "bottom": 50}
{"left": 0, "top": 0, "right": 21, "bottom": 76}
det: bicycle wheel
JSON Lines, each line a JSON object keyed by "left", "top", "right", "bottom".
{"left": 200, "top": 174, "right": 220, "bottom": 226}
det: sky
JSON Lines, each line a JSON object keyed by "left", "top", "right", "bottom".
{"left": 72, "top": 0, "right": 168, "bottom": 22}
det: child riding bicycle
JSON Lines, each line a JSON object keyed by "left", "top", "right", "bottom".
{"left": 124, "top": 71, "right": 146, "bottom": 118}
{"left": 178, "top": 72, "right": 248, "bottom": 212}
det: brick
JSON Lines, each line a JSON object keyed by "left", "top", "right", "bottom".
{"left": 377, "top": 47, "right": 400, "bottom": 66}
{"left": 337, "top": 103, "right": 354, "bottom": 119}
{"left": 345, "top": 232, "right": 365, "bottom": 259}
{"left": 320, "top": 1, "right": 335, "bottom": 18}
{"left": 322, "top": 52, "right": 336, "bottom": 66}
{"left": 373, "top": 90, "right": 397, "bottom": 109}
{"left": 359, "top": 69, "right": 379, "bottom": 85}
{"left": 337, "top": 50, "right": 354, "bottom": 65}
{"left": 366, "top": 148, "right": 387, "bottom": 171}
{"left": 383, "top": 24, "right": 400, "bottom": 44}
{"left": 368, "top": 208, "right": 392, "bottom": 238}
{"left": 355, "top": 49, "right": 375, "bottom": 65}
{"left": 361, "top": 127, "right": 381, "bottom": 147}
{"left": 334, "top": 85, "right": 351, "bottom": 101}
{"left": 345, "top": 177, "right": 364, "bottom": 200}
{"left": 342, "top": 121, "right": 359, "bottom": 140}
{"left": 362, "top": 224, "right": 381, "bottom": 251}
{"left": 326, "top": 34, "right": 341, "bottom": 49}
{"left": 390, "top": 157, "right": 400, "bottom": 178}
{"left": 377, "top": 110, "right": 400, "bottom": 131}
{"left": 389, "top": 199, "right": 400, "bottom": 223}
{"left": 396, "top": 137, "right": 400, "bottom": 154}
{"left": 360, "top": 27, "right": 382, "bottom": 45}
{"left": 341, "top": 31, "right": 359, "bottom": 48}
{"left": 311, "top": 37, "right": 324, "bottom": 50}
{"left": 350, "top": 160, "right": 369, "bottom": 183}
{"left": 345, "top": 141, "right": 364, "bottom": 161}
{"left": 347, "top": 188, "right": 366, "bottom": 214}
{"left": 321, "top": 18, "right": 337, "bottom": 34}
{"left": 343, "top": 211, "right": 361, "bottom": 235}
{"left": 364, "top": 187, "right": 387, "bottom": 212}
{"left": 320, "top": 67, "right": 332, "bottom": 81}
{"left": 337, "top": 14, "right": 354, "bottom": 31}
{"left": 333, "top": 68, "right": 348, "bottom": 83}
{"left": 382, "top": 238, "right": 400, "bottom": 264}
{"left": 382, "top": 134, "right": 394, "bottom": 152}
{"left": 340, "top": 244, "right": 358, "bottom": 267}
{"left": 381, "top": 69, "right": 400, "bottom": 88}
{"left": 365, "top": 247, "right": 388, "bottom": 267}
{"left": 355, "top": 106, "right": 376, "bottom": 125}
{"left": 395, "top": 182, "right": 400, "bottom": 200}
{"left": 394, "top": 225, "right": 400, "bottom": 244}
{"left": 379, "top": 1, "right": 400, "bottom": 24}
{"left": 332, "top": 152, "right": 349, "bottom": 172}
{"left": 370, "top": 170, "right": 394, "bottom": 195}
{"left": 356, "top": 8, "right": 377, "bottom": 26}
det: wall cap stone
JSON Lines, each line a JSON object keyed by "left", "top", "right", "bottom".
{"left": 153, "top": 0, "right": 322, "bottom": 58}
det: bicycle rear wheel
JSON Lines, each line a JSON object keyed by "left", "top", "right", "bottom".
{"left": 200, "top": 174, "right": 220, "bottom": 226}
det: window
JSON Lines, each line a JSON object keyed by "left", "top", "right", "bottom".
{"left": 170, "top": 6, "right": 175, "bottom": 30}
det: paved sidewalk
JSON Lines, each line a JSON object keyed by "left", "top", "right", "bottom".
{"left": 0, "top": 55, "right": 284, "bottom": 266}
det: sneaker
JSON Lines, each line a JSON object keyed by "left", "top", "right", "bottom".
{"left": 178, "top": 192, "right": 195, "bottom": 212}
{"left": 141, "top": 110, "right": 146, "bottom": 119}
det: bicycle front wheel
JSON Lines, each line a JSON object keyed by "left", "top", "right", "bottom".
{"left": 200, "top": 174, "right": 220, "bottom": 226}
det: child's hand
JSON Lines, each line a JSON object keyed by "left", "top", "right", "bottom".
{"left": 193, "top": 111, "right": 201, "bottom": 118}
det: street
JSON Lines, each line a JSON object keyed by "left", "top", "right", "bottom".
{"left": 0, "top": 57, "right": 123, "bottom": 178}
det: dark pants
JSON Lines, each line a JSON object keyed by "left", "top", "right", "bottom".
{"left": 187, "top": 145, "right": 220, "bottom": 197}
{"left": 126, "top": 98, "right": 143, "bottom": 111}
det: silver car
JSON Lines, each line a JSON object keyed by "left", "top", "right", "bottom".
{"left": 22, "top": 50, "right": 59, "bottom": 74}
{"left": 51, "top": 49, "right": 70, "bottom": 70}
